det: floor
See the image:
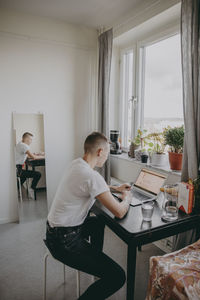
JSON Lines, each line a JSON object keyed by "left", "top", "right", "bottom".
{"left": 0, "top": 190, "right": 164, "bottom": 300}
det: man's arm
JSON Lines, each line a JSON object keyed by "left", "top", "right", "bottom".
{"left": 96, "top": 190, "right": 132, "bottom": 219}
{"left": 26, "top": 150, "right": 44, "bottom": 160}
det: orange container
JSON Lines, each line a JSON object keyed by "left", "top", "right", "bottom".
{"left": 168, "top": 152, "right": 183, "bottom": 171}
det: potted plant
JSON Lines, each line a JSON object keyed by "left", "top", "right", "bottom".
{"left": 129, "top": 129, "right": 148, "bottom": 159}
{"left": 133, "top": 129, "right": 148, "bottom": 161}
{"left": 146, "top": 132, "right": 168, "bottom": 167}
{"left": 164, "top": 126, "right": 184, "bottom": 171}
{"left": 128, "top": 135, "right": 140, "bottom": 158}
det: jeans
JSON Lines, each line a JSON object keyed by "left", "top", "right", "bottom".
{"left": 16, "top": 164, "right": 41, "bottom": 189}
{"left": 45, "top": 215, "right": 126, "bottom": 300}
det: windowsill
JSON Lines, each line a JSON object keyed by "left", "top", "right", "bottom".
{"left": 110, "top": 152, "right": 181, "bottom": 177}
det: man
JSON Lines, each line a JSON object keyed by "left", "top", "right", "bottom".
{"left": 15, "top": 132, "right": 44, "bottom": 199}
{"left": 45, "top": 131, "right": 132, "bottom": 300}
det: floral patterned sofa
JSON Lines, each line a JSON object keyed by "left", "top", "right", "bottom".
{"left": 146, "top": 239, "right": 200, "bottom": 300}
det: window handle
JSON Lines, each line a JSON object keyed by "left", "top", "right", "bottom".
{"left": 128, "top": 96, "right": 137, "bottom": 103}
{"left": 128, "top": 97, "right": 137, "bottom": 109}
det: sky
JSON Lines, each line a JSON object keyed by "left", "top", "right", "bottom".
{"left": 143, "top": 34, "right": 183, "bottom": 120}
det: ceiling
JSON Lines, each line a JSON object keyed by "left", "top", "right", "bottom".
{"left": 0, "top": 0, "right": 144, "bottom": 29}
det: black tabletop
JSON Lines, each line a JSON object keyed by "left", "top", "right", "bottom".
{"left": 26, "top": 158, "right": 45, "bottom": 166}
{"left": 92, "top": 198, "right": 200, "bottom": 245}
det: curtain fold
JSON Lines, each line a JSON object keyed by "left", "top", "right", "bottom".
{"left": 97, "top": 28, "right": 113, "bottom": 184}
{"left": 173, "top": 0, "right": 200, "bottom": 250}
{"left": 181, "top": 0, "right": 200, "bottom": 181}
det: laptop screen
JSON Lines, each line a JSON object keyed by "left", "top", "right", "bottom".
{"left": 134, "top": 169, "right": 166, "bottom": 195}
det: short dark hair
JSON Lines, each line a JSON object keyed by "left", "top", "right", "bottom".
{"left": 84, "top": 132, "right": 108, "bottom": 153}
{"left": 22, "top": 132, "right": 33, "bottom": 140}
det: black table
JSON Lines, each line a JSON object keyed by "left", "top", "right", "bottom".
{"left": 26, "top": 158, "right": 45, "bottom": 200}
{"left": 26, "top": 158, "right": 45, "bottom": 171}
{"left": 92, "top": 200, "right": 200, "bottom": 300}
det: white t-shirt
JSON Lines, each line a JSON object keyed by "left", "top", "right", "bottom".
{"left": 48, "top": 158, "right": 109, "bottom": 227}
{"left": 15, "top": 142, "right": 30, "bottom": 165}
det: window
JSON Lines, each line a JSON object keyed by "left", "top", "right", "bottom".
{"left": 120, "top": 33, "right": 184, "bottom": 148}
{"left": 141, "top": 34, "right": 183, "bottom": 133}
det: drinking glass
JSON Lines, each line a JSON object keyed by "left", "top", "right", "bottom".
{"left": 141, "top": 201, "right": 154, "bottom": 221}
{"left": 140, "top": 220, "right": 152, "bottom": 230}
{"left": 162, "top": 184, "right": 179, "bottom": 222}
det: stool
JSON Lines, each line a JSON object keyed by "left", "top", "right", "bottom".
{"left": 43, "top": 250, "right": 81, "bottom": 300}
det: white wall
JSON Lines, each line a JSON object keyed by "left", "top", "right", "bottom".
{"left": 110, "top": 156, "right": 181, "bottom": 184}
{"left": 112, "top": 0, "right": 180, "bottom": 38}
{"left": 0, "top": 9, "right": 97, "bottom": 224}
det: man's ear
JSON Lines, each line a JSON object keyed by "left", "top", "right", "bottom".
{"left": 97, "top": 148, "right": 103, "bottom": 157}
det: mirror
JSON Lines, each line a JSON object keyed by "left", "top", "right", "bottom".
{"left": 13, "top": 113, "right": 47, "bottom": 221}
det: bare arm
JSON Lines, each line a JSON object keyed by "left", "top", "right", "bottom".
{"left": 96, "top": 190, "right": 132, "bottom": 219}
{"left": 26, "top": 150, "right": 44, "bottom": 160}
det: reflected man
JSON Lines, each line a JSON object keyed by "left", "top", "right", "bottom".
{"left": 15, "top": 132, "right": 44, "bottom": 199}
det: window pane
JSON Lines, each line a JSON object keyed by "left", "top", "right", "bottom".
{"left": 121, "top": 51, "right": 133, "bottom": 147}
{"left": 127, "top": 52, "right": 133, "bottom": 145}
{"left": 143, "top": 34, "right": 183, "bottom": 133}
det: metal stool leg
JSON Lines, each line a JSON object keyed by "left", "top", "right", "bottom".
{"left": 43, "top": 251, "right": 81, "bottom": 299}
{"left": 76, "top": 270, "right": 80, "bottom": 298}
{"left": 43, "top": 253, "right": 49, "bottom": 300}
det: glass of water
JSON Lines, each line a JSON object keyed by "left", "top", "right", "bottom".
{"left": 162, "top": 184, "right": 179, "bottom": 222}
{"left": 141, "top": 201, "right": 154, "bottom": 221}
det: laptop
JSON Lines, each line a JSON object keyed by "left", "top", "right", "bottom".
{"left": 112, "top": 168, "right": 167, "bottom": 207}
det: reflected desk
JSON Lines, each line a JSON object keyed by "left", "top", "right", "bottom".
{"left": 92, "top": 200, "right": 200, "bottom": 300}
{"left": 26, "top": 158, "right": 45, "bottom": 200}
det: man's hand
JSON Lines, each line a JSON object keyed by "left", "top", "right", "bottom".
{"left": 116, "top": 183, "right": 131, "bottom": 193}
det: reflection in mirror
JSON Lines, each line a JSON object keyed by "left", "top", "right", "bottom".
{"left": 13, "top": 113, "right": 47, "bottom": 221}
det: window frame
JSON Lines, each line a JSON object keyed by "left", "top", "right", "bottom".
{"left": 119, "top": 46, "right": 136, "bottom": 150}
{"left": 119, "top": 23, "right": 181, "bottom": 149}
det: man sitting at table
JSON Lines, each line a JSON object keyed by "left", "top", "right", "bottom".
{"left": 15, "top": 132, "right": 44, "bottom": 198}
{"left": 45, "top": 131, "right": 132, "bottom": 300}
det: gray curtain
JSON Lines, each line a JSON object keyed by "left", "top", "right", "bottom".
{"left": 173, "top": 0, "right": 200, "bottom": 250}
{"left": 97, "top": 29, "right": 113, "bottom": 184}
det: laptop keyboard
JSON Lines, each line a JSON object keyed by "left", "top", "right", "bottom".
{"left": 131, "top": 190, "right": 151, "bottom": 201}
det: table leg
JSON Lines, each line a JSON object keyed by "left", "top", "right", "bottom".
{"left": 32, "top": 166, "right": 37, "bottom": 200}
{"left": 126, "top": 243, "right": 137, "bottom": 300}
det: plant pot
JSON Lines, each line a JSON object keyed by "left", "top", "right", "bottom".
{"left": 151, "top": 153, "right": 168, "bottom": 167}
{"left": 128, "top": 143, "right": 140, "bottom": 158}
{"left": 135, "top": 149, "right": 143, "bottom": 161}
{"left": 141, "top": 154, "right": 148, "bottom": 163}
{"left": 168, "top": 152, "right": 183, "bottom": 171}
